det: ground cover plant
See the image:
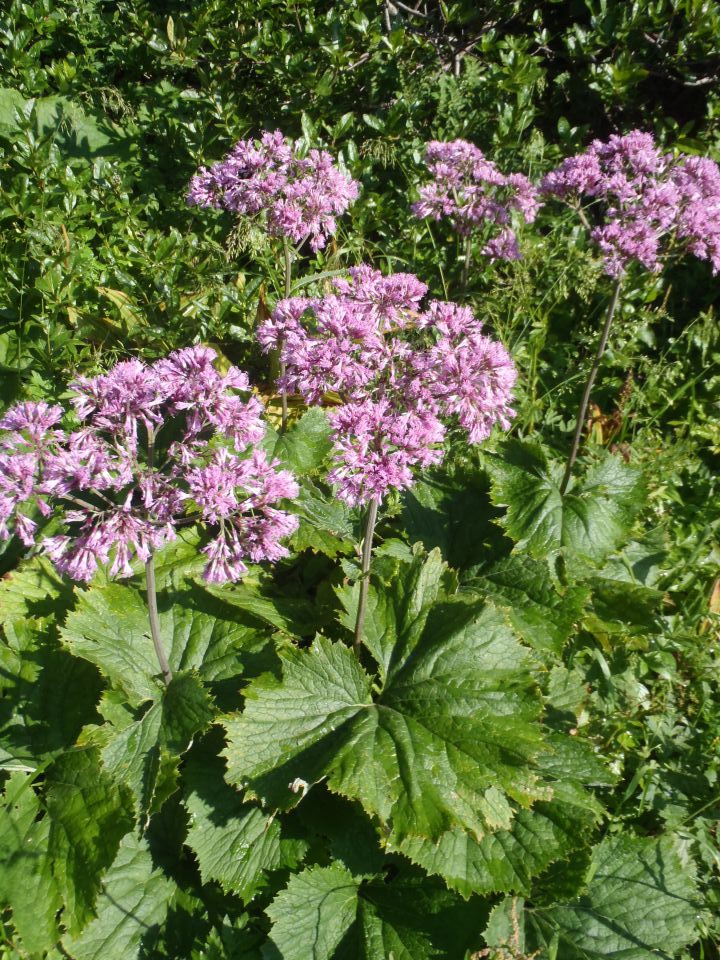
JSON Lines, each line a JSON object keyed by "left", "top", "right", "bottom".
{"left": 1, "top": 2, "right": 719, "bottom": 958}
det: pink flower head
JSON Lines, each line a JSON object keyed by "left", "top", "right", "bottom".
{"left": 258, "top": 265, "right": 516, "bottom": 505}
{"left": 188, "top": 131, "right": 359, "bottom": 252}
{"left": 542, "top": 130, "right": 720, "bottom": 276}
{"left": 0, "top": 347, "right": 298, "bottom": 584}
{"left": 412, "top": 139, "right": 541, "bottom": 260}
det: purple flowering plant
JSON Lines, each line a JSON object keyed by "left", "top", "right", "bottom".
{"left": 0, "top": 345, "right": 298, "bottom": 681}
{"left": 4, "top": 121, "right": 717, "bottom": 959}
{"left": 258, "top": 264, "right": 517, "bottom": 645}
{"left": 189, "top": 130, "right": 360, "bottom": 430}
{"left": 412, "top": 138, "right": 541, "bottom": 285}
{"left": 541, "top": 129, "right": 720, "bottom": 278}
{"left": 541, "top": 130, "right": 720, "bottom": 492}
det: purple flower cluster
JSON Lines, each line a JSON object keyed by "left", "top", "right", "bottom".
{"left": 412, "top": 139, "right": 541, "bottom": 261}
{"left": 541, "top": 129, "right": 720, "bottom": 277}
{"left": 258, "top": 265, "right": 517, "bottom": 505}
{"left": 187, "top": 130, "right": 359, "bottom": 252}
{"left": 0, "top": 347, "right": 298, "bottom": 584}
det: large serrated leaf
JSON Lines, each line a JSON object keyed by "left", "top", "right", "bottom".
{"left": 395, "top": 799, "right": 596, "bottom": 899}
{"left": 225, "top": 553, "right": 549, "bottom": 845}
{"left": 61, "top": 584, "right": 264, "bottom": 705}
{"left": 0, "top": 771, "right": 62, "bottom": 954}
{"left": 62, "top": 831, "right": 174, "bottom": 960}
{"left": 101, "top": 671, "right": 214, "bottom": 819}
{"left": 486, "top": 440, "right": 645, "bottom": 562}
{"left": 184, "top": 743, "right": 306, "bottom": 901}
{"left": 507, "top": 834, "right": 702, "bottom": 959}
{"left": 475, "top": 555, "right": 589, "bottom": 654}
{"left": 45, "top": 748, "right": 134, "bottom": 934}
{"left": 266, "top": 407, "right": 334, "bottom": 473}
{"left": 265, "top": 865, "right": 482, "bottom": 960}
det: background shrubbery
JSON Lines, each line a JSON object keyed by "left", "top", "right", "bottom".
{"left": 1, "top": 2, "right": 719, "bottom": 958}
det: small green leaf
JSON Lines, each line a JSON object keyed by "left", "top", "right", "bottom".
{"left": 521, "top": 835, "right": 702, "bottom": 958}
{"left": 184, "top": 743, "right": 306, "bottom": 901}
{"left": 0, "top": 772, "right": 62, "bottom": 953}
{"left": 268, "top": 407, "right": 334, "bottom": 474}
{"left": 45, "top": 748, "right": 134, "bottom": 934}
{"left": 486, "top": 441, "right": 645, "bottom": 562}
{"left": 62, "top": 832, "right": 174, "bottom": 960}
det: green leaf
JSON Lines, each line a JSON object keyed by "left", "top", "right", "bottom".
{"left": 520, "top": 835, "right": 702, "bottom": 958}
{"left": 0, "top": 618, "right": 102, "bottom": 766}
{"left": 268, "top": 407, "right": 334, "bottom": 474}
{"left": 225, "top": 553, "right": 549, "bottom": 845}
{"left": 62, "top": 832, "right": 174, "bottom": 960}
{"left": 265, "top": 865, "right": 483, "bottom": 960}
{"left": 587, "top": 576, "right": 663, "bottom": 634}
{"left": 476, "top": 555, "right": 589, "bottom": 654}
{"left": 61, "top": 584, "right": 264, "bottom": 705}
{"left": 290, "top": 481, "right": 354, "bottom": 558}
{"left": 401, "top": 466, "right": 507, "bottom": 572}
{"left": 0, "top": 556, "right": 71, "bottom": 625}
{"left": 45, "top": 748, "right": 134, "bottom": 934}
{"left": 184, "top": 741, "right": 307, "bottom": 901}
{"left": 486, "top": 441, "right": 645, "bottom": 562}
{"left": 336, "top": 547, "right": 456, "bottom": 682}
{"left": 395, "top": 799, "right": 596, "bottom": 898}
{"left": 265, "top": 864, "right": 360, "bottom": 960}
{"left": 101, "top": 671, "right": 214, "bottom": 819}
{"left": 0, "top": 772, "right": 62, "bottom": 954}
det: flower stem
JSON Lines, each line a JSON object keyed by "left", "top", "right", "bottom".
{"left": 354, "top": 496, "right": 379, "bottom": 654}
{"left": 560, "top": 276, "right": 623, "bottom": 495}
{"left": 461, "top": 235, "right": 473, "bottom": 290}
{"left": 145, "top": 553, "right": 172, "bottom": 685}
{"left": 144, "top": 425, "right": 172, "bottom": 685}
{"left": 279, "top": 238, "right": 293, "bottom": 433}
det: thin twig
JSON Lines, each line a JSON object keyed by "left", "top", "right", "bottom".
{"left": 560, "top": 277, "right": 623, "bottom": 495}
{"left": 144, "top": 426, "right": 172, "bottom": 684}
{"left": 354, "top": 497, "right": 379, "bottom": 653}
{"left": 279, "top": 239, "right": 292, "bottom": 433}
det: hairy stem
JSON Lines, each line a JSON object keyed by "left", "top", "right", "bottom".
{"left": 354, "top": 497, "right": 379, "bottom": 653}
{"left": 461, "top": 235, "right": 473, "bottom": 290}
{"left": 145, "top": 554, "right": 172, "bottom": 685}
{"left": 279, "top": 238, "right": 293, "bottom": 432}
{"left": 560, "top": 277, "right": 623, "bottom": 495}
{"left": 145, "top": 426, "right": 172, "bottom": 684}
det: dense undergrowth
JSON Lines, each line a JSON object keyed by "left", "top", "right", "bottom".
{"left": 0, "top": 2, "right": 719, "bottom": 958}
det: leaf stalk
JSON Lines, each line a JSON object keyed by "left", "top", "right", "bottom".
{"left": 354, "top": 496, "right": 379, "bottom": 653}
{"left": 560, "top": 276, "right": 622, "bottom": 495}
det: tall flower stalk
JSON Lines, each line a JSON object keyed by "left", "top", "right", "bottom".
{"left": 560, "top": 277, "right": 622, "bottom": 495}
{"left": 354, "top": 496, "right": 378, "bottom": 652}
{"left": 413, "top": 138, "right": 541, "bottom": 278}
{"left": 543, "top": 130, "right": 720, "bottom": 489}
{"left": 0, "top": 347, "right": 299, "bottom": 683}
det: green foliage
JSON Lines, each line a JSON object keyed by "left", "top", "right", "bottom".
{"left": 487, "top": 835, "right": 703, "bottom": 959}
{"left": 0, "top": 1, "right": 718, "bottom": 957}
{"left": 486, "top": 441, "right": 645, "bottom": 563}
